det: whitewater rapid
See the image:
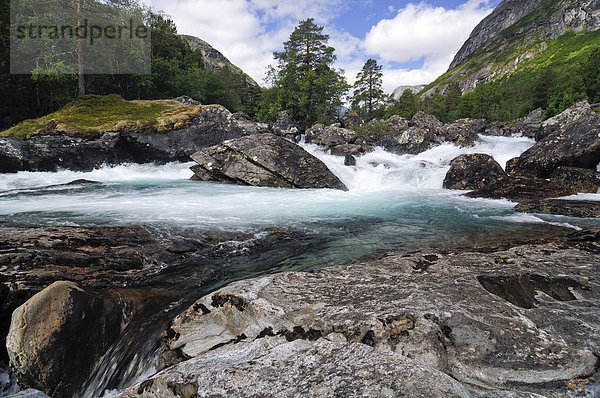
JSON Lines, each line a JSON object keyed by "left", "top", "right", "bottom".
{"left": 0, "top": 135, "right": 597, "bottom": 233}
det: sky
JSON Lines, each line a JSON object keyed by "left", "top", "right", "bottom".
{"left": 141, "top": 0, "right": 502, "bottom": 93}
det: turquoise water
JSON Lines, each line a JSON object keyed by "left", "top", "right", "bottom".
{"left": 0, "top": 135, "right": 597, "bottom": 267}
{"left": 1, "top": 135, "right": 599, "bottom": 397}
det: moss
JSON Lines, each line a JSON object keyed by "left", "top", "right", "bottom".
{"left": 353, "top": 121, "right": 390, "bottom": 137}
{"left": 0, "top": 94, "right": 203, "bottom": 139}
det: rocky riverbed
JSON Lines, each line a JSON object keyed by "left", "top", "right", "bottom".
{"left": 114, "top": 229, "right": 600, "bottom": 398}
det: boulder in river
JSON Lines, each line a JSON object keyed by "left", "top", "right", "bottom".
{"left": 550, "top": 166, "right": 600, "bottom": 194}
{"left": 443, "top": 154, "right": 507, "bottom": 191}
{"left": 305, "top": 124, "right": 356, "bottom": 148}
{"left": 121, "top": 232, "right": 600, "bottom": 397}
{"left": 506, "top": 106, "right": 600, "bottom": 178}
{"left": 515, "top": 199, "right": 600, "bottom": 218}
{"left": 6, "top": 281, "right": 123, "bottom": 398}
{"left": 437, "top": 118, "right": 485, "bottom": 147}
{"left": 190, "top": 134, "right": 347, "bottom": 190}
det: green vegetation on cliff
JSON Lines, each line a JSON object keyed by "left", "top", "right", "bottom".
{"left": 388, "top": 29, "right": 600, "bottom": 123}
{"left": 0, "top": 95, "right": 202, "bottom": 139}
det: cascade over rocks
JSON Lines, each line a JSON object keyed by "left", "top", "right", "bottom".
{"left": 6, "top": 281, "right": 123, "bottom": 398}
{"left": 190, "top": 134, "right": 347, "bottom": 190}
{"left": 121, "top": 232, "right": 600, "bottom": 398}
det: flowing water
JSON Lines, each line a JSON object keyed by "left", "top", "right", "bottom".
{"left": 1, "top": 135, "right": 599, "bottom": 396}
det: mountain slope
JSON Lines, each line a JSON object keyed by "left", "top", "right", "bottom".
{"left": 425, "top": 0, "right": 600, "bottom": 96}
{"left": 181, "top": 35, "right": 259, "bottom": 87}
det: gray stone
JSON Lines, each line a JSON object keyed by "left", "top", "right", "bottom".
{"left": 304, "top": 124, "right": 356, "bottom": 148}
{"left": 443, "top": 154, "right": 507, "bottom": 190}
{"left": 190, "top": 134, "right": 347, "bottom": 190}
{"left": 506, "top": 112, "right": 600, "bottom": 178}
{"left": 438, "top": 119, "right": 486, "bottom": 147}
{"left": 123, "top": 234, "right": 600, "bottom": 397}
{"left": 6, "top": 281, "right": 123, "bottom": 398}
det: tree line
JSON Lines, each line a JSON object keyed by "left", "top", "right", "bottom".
{"left": 2, "top": 8, "right": 600, "bottom": 131}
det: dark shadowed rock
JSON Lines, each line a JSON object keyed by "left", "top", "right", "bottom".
{"left": 344, "top": 154, "right": 357, "bottom": 166}
{"left": 443, "top": 154, "right": 507, "bottom": 190}
{"left": 438, "top": 119, "right": 486, "bottom": 147}
{"left": 506, "top": 117, "right": 600, "bottom": 178}
{"left": 340, "top": 112, "right": 363, "bottom": 130}
{"left": 191, "top": 134, "right": 347, "bottom": 190}
{"left": 7, "top": 281, "right": 123, "bottom": 398}
{"left": 122, "top": 234, "right": 600, "bottom": 397}
{"left": 550, "top": 166, "right": 600, "bottom": 194}
{"left": 305, "top": 124, "right": 356, "bottom": 148}
{"left": 516, "top": 199, "right": 600, "bottom": 218}
{"left": 466, "top": 175, "right": 576, "bottom": 201}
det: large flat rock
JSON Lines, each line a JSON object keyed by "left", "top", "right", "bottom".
{"left": 123, "top": 232, "right": 600, "bottom": 397}
{"left": 190, "top": 134, "right": 347, "bottom": 190}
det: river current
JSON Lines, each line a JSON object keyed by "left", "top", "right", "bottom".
{"left": 1, "top": 135, "right": 598, "bottom": 396}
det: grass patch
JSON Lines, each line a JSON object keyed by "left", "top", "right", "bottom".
{"left": 0, "top": 94, "right": 203, "bottom": 139}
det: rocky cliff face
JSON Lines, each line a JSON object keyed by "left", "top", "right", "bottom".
{"left": 426, "top": 0, "right": 600, "bottom": 95}
{"left": 181, "top": 35, "right": 258, "bottom": 87}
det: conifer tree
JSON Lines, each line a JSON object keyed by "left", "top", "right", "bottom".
{"left": 267, "top": 18, "right": 348, "bottom": 128}
{"left": 352, "top": 59, "right": 386, "bottom": 119}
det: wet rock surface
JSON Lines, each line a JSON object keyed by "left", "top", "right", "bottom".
{"left": 6, "top": 281, "right": 123, "bottom": 398}
{"left": 122, "top": 231, "right": 600, "bottom": 398}
{"left": 443, "top": 153, "right": 508, "bottom": 191}
{"left": 190, "top": 134, "right": 347, "bottom": 190}
{"left": 506, "top": 110, "right": 600, "bottom": 178}
{"left": 465, "top": 175, "right": 576, "bottom": 202}
{"left": 550, "top": 167, "right": 600, "bottom": 194}
{"left": 516, "top": 199, "right": 600, "bottom": 218}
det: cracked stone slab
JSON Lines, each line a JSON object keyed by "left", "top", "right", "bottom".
{"left": 125, "top": 234, "right": 600, "bottom": 397}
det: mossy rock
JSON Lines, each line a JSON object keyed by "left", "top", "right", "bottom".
{"left": 0, "top": 94, "right": 204, "bottom": 139}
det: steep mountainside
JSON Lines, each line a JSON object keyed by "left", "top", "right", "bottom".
{"left": 425, "top": 0, "right": 600, "bottom": 96}
{"left": 181, "top": 35, "right": 259, "bottom": 87}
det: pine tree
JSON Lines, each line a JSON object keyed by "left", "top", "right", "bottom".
{"left": 352, "top": 59, "right": 386, "bottom": 119}
{"left": 267, "top": 18, "right": 348, "bottom": 128}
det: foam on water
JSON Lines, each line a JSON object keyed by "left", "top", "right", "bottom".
{"left": 0, "top": 134, "right": 593, "bottom": 232}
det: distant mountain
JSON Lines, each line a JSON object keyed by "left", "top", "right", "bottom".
{"left": 424, "top": 0, "right": 600, "bottom": 96}
{"left": 392, "top": 85, "right": 427, "bottom": 100}
{"left": 181, "top": 35, "right": 259, "bottom": 87}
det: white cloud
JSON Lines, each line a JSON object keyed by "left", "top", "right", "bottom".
{"left": 141, "top": 0, "right": 496, "bottom": 93}
{"left": 364, "top": 0, "right": 495, "bottom": 88}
